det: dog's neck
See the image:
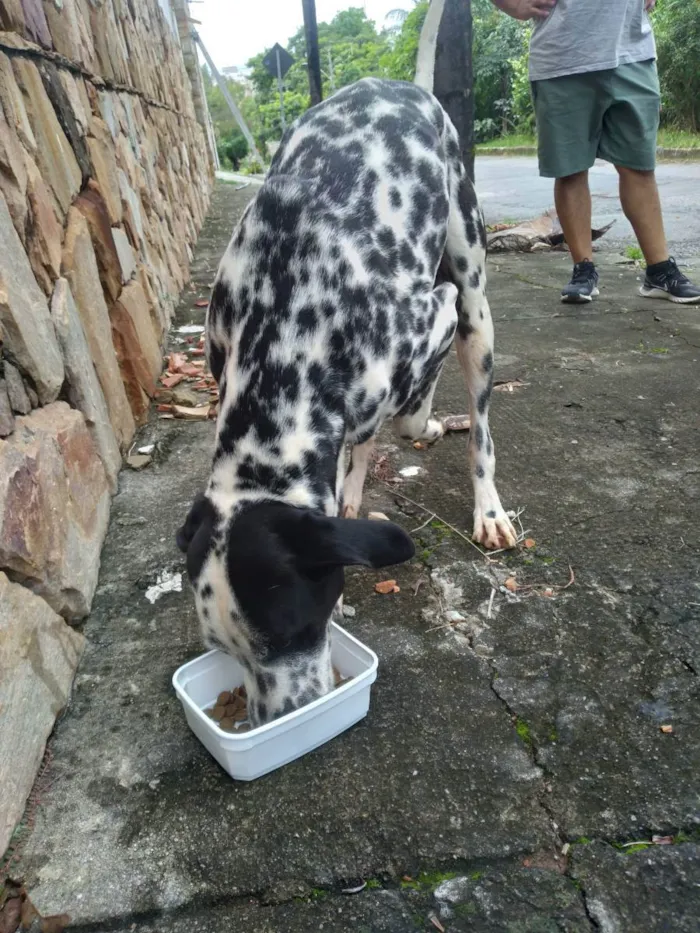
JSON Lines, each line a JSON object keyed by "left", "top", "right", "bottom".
{"left": 208, "top": 404, "right": 346, "bottom": 518}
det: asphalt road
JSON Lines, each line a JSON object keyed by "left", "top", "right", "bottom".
{"left": 476, "top": 155, "right": 700, "bottom": 258}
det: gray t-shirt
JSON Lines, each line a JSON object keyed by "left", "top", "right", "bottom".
{"left": 529, "top": 0, "right": 656, "bottom": 82}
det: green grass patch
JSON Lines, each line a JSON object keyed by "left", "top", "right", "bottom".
{"left": 477, "top": 133, "right": 536, "bottom": 150}
{"left": 477, "top": 129, "right": 700, "bottom": 151}
{"left": 515, "top": 717, "right": 533, "bottom": 748}
{"left": 365, "top": 878, "right": 382, "bottom": 890}
{"left": 658, "top": 128, "right": 700, "bottom": 149}
{"left": 637, "top": 341, "right": 670, "bottom": 355}
{"left": 614, "top": 842, "right": 652, "bottom": 855}
{"left": 400, "top": 870, "right": 459, "bottom": 891}
{"left": 624, "top": 245, "right": 645, "bottom": 262}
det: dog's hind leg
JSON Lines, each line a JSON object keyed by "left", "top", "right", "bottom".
{"left": 342, "top": 437, "right": 375, "bottom": 519}
{"left": 393, "top": 281, "right": 459, "bottom": 444}
{"left": 443, "top": 165, "right": 516, "bottom": 550}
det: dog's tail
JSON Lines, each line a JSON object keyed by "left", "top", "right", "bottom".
{"left": 414, "top": 0, "right": 447, "bottom": 92}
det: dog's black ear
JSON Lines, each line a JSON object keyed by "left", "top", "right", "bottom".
{"left": 176, "top": 494, "right": 210, "bottom": 551}
{"left": 280, "top": 510, "right": 415, "bottom": 571}
{"left": 176, "top": 494, "right": 218, "bottom": 581}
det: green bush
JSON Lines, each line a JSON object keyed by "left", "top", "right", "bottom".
{"left": 217, "top": 130, "right": 249, "bottom": 170}
{"left": 654, "top": 0, "right": 700, "bottom": 132}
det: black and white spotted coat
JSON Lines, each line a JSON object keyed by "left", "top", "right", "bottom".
{"left": 178, "top": 78, "right": 515, "bottom": 726}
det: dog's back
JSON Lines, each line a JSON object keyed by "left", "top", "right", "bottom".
{"left": 206, "top": 79, "right": 465, "bottom": 511}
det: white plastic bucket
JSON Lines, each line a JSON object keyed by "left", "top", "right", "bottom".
{"left": 172, "top": 621, "right": 378, "bottom": 780}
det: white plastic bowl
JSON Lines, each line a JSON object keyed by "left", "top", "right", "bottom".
{"left": 172, "top": 621, "right": 378, "bottom": 780}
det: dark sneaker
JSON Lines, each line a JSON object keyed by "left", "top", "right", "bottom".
{"left": 639, "top": 257, "right": 700, "bottom": 304}
{"left": 561, "top": 260, "right": 599, "bottom": 303}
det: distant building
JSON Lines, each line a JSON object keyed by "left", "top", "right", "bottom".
{"left": 221, "top": 65, "right": 253, "bottom": 93}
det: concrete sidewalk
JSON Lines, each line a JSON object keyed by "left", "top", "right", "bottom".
{"left": 10, "top": 182, "right": 700, "bottom": 932}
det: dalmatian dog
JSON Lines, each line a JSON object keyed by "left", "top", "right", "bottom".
{"left": 177, "top": 4, "right": 516, "bottom": 727}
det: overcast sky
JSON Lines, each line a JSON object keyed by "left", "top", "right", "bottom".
{"left": 191, "top": 0, "right": 414, "bottom": 71}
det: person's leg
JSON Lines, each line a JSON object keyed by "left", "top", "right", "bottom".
{"left": 532, "top": 71, "right": 604, "bottom": 302}
{"left": 616, "top": 166, "right": 668, "bottom": 265}
{"left": 600, "top": 61, "right": 700, "bottom": 303}
{"left": 554, "top": 170, "right": 593, "bottom": 263}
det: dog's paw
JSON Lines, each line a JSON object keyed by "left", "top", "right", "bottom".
{"left": 423, "top": 418, "right": 445, "bottom": 444}
{"left": 343, "top": 503, "right": 358, "bottom": 519}
{"left": 473, "top": 508, "right": 517, "bottom": 551}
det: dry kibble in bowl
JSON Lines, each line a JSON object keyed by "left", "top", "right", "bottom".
{"left": 205, "top": 671, "right": 351, "bottom": 731}
{"left": 206, "top": 686, "right": 251, "bottom": 733}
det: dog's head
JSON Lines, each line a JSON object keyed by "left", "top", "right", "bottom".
{"left": 177, "top": 496, "right": 414, "bottom": 725}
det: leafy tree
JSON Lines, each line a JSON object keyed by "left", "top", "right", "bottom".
{"left": 471, "top": 0, "right": 530, "bottom": 138}
{"left": 653, "top": 0, "right": 700, "bottom": 132}
{"left": 381, "top": 1, "right": 428, "bottom": 81}
{"left": 204, "top": 0, "right": 698, "bottom": 157}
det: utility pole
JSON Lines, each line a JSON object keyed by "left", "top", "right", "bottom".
{"left": 192, "top": 29, "right": 262, "bottom": 163}
{"left": 301, "top": 0, "right": 323, "bottom": 106}
{"left": 275, "top": 46, "right": 287, "bottom": 131}
{"left": 433, "top": 0, "right": 474, "bottom": 181}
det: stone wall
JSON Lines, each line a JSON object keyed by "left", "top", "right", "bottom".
{"left": 0, "top": 0, "right": 214, "bottom": 859}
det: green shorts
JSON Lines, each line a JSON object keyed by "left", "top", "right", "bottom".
{"left": 531, "top": 59, "right": 661, "bottom": 178}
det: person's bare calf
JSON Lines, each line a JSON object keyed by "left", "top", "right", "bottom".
{"left": 616, "top": 166, "right": 668, "bottom": 265}
{"left": 555, "top": 171, "right": 601, "bottom": 303}
{"left": 555, "top": 170, "right": 593, "bottom": 263}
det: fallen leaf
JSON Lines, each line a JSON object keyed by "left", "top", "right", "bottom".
{"left": 0, "top": 891, "right": 21, "bottom": 933}
{"left": 167, "top": 352, "right": 203, "bottom": 377}
{"left": 660, "top": 724, "right": 673, "bottom": 734}
{"left": 160, "top": 372, "right": 186, "bottom": 389}
{"left": 543, "top": 587, "right": 554, "bottom": 598}
{"left": 173, "top": 404, "right": 210, "bottom": 420}
{"left": 494, "top": 379, "right": 528, "bottom": 393}
{"left": 413, "top": 441, "right": 424, "bottom": 450}
{"left": 189, "top": 347, "right": 206, "bottom": 356}
{"left": 40, "top": 914, "right": 71, "bottom": 933}
{"left": 20, "top": 893, "right": 40, "bottom": 928}
{"left": 430, "top": 917, "right": 445, "bottom": 932}
{"left": 487, "top": 221, "right": 516, "bottom": 233}
{"left": 524, "top": 538, "right": 536, "bottom": 549}
{"left": 179, "top": 363, "right": 203, "bottom": 377}
{"left": 504, "top": 577, "right": 518, "bottom": 592}
{"left": 652, "top": 835, "right": 674, "bottom": 845}
{"left": 194, "top": 299, "right": 209, "bottom": 307}
{"left": 391, "top": 584, "right": 401, "bottom": 594}
{"left": 401, "top": 875, "right": 413, "bottom": 883}
{"left": 368, "top": 512, "right": 390, "bottom": 521}
{"left": 375, "top": 579, "right": 397, "bottom": 594}
{"left": 442, "top": 413, "right": 471, "bottom": 432}
{"left": 126, "top": 454, "right": 152, "bottom": 471}
{"left": 167, "top": 351, "right": 188, "bottom": 373}
{"left": 156, "top": 403, "right": 173, "bottom": 413}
